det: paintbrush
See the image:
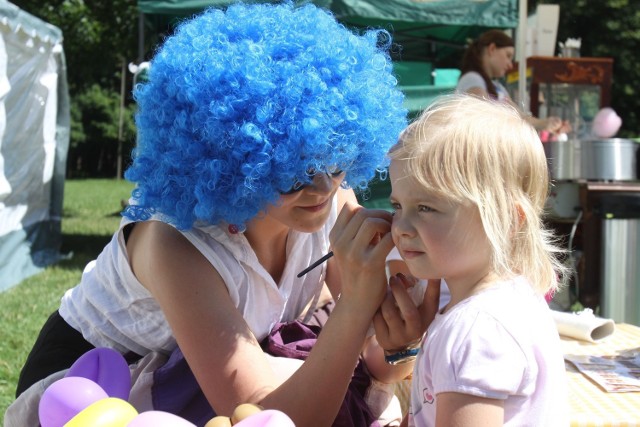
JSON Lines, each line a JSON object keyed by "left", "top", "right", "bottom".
{"left": 297, "top": 251, "right": 334, "bottom": 278}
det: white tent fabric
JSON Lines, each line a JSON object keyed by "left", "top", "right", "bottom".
{"left": 0, "top": 35, "right": 10, "bottom": 201}
{"left": 0, "top": 0, "right": 70, "bottom": 291}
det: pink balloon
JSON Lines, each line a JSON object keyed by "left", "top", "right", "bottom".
{"left": 233, "top": 410, "right": 295, "bottom": 427}
{"left": 38, "top": 376, "right": 109, "bottom": 427}
{"left": 66, "top": 347, "right": 131, "bottom": 400}
{"left": 126, "top": 410, "right": 197, "bottom": 427}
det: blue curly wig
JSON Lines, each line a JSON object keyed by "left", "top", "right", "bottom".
{"left": 124, "top": 2, "right": 408, "bottom": 230}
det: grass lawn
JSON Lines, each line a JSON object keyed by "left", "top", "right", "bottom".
{"left": 0, "top": 178, "right": 134, "bottom": 422}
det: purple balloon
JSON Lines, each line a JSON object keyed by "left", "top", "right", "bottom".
{"left": 39, "top": 376, "right": 109, "bottom": 427}
{"left": 66, "top": 347, "right": 131, "bottom": 400}
{"left": 126, "top": 410, "right": 196, "bottom": 427}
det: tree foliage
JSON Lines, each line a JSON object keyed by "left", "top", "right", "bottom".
{"left": 69, "top": 84, "right": 137, "bottom": 177}
{"left": 12, "top": 0, "right": 139, "bottom": 92}
{"left": 11, "top": 0, "right": 140, "bottom": 177}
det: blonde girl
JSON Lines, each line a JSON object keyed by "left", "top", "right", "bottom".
{"left": 374, "top": 94, "right": 570, "bottom": 427}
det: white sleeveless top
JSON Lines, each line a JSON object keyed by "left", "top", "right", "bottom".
{"left": 456, "top": 71, "right": 510, "bottom": 102}
{"left": 59, "top": 199, "right": 336, "bottom": 356}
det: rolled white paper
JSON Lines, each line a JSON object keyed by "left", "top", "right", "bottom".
{"left": 551, "top": 309, "right": 615, "bottom": 342}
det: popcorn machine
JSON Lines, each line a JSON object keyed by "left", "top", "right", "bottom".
{"left": 514, "top": 56, "right": 640, "bottom": 325}
{"left": 526, "top": 56, "right": 613, "bottom": 136}
{"left": 507, "top": 56, "right": 614, "bottom": 134}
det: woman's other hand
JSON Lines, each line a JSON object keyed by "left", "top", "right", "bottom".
{"left": 373, "top": 275, "right": 441, "bottom": 351}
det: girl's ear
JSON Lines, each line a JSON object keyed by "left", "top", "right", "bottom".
{"left": 486, "top": 42, "right": 497, "bottom": 55}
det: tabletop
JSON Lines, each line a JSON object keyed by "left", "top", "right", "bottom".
{"left": 561, "top": 322, "right": 640, "bottom": 427}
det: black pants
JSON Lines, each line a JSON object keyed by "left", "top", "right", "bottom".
{"left": 15, "top": 311, "right": 95, "bottom": 397}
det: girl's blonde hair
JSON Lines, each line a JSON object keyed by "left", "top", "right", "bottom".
{"left": 389, "top": 94, "right": 569, "bottom": 295}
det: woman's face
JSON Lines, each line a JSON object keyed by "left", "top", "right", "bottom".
{"left": 265, "top": 171, "right": 346, "bottom": 233}
{"left": 389, "top": 159, "right": 493, "bottom": 284}
{"left": 486, "top": 44, "right": 515, "bottom": 79}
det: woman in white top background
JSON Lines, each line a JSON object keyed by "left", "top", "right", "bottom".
{"left": 456, "top": 29, "right": 571, "bottom": 135}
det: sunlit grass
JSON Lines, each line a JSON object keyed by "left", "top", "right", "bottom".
{"left": 0, "top": 179, "right": 134, "bottom": 421}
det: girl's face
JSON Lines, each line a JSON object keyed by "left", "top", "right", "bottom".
{"left": 486, "top": 44, "right": 515, "bottom": 79}
{"left": 265, "top": 170, "right": 346, "bottom": 233}
{"left": 389, "top": 159, "right": 493, "bottom": 286}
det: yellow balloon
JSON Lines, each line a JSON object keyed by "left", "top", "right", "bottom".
{"left": 64, "top": 397, "right": 138, "bottom": 427}
{"left": 231, "top": 403, "right": 263, "bottom": 424}
{"left": 204, "top": 416, "right": 233, "bottom": 427}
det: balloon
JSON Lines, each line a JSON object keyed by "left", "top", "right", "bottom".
{"left": 592, "top": 107, "right": 622, "bottom": 138}
{"left": 64, "top": 397, "right": 138, "bottom": 427}
{"left": 233, "top": 410, "right": 295, "bottom": 427}
{"left": 126, "top": 410, "right": 197, "bottom": 427}
{"left": 230, "top": 403, "right": 263, "bottom": 424}
{"left": 204, "top": 416, "right": 232, "bottom": 427}
{"left": 66, "top": 347, "right": 131, "bottom": 400}
{"left": 39, "top": 376, "right": 109, "bottom": 427}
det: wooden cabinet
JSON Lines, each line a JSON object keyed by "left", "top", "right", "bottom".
{"left": 526, "top": 56, "right": 614, "bottom": 117}
{"left": 508, "top": 56, "right": 614, "bottom": 132}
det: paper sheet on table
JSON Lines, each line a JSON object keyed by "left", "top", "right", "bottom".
{"left": 565, "top": 352, "right": 640, "bottom": 393}
{"left": 552, "top": 309, "right": 615, "bottom": 342}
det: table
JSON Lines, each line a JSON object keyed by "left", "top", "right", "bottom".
{"left": 562, "top": 323, "right": 640, "bottom": 427}
{"left": 392, "top": 323, "right": 640, "bottom": 426}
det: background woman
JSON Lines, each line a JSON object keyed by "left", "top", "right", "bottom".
{"left": 457, "top": 29, "right": 571, "bottom": 135}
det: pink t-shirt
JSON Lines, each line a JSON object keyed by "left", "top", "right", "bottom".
{"left": 408, "top": 276, "right": 568, "bottom": 427}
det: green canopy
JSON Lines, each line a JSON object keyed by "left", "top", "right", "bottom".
{"left": 137, "top": 0, "right": 518, "bottom": 113}
{"left": 138, "top": 0, "right": 517, "bottom": 64}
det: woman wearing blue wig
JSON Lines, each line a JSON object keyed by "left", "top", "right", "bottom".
{"left": 11, "top": 3, "right": 420, "bottom": 426}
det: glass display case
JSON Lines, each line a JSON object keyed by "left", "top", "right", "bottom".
{"left": 507, "top": 56, "right": 614, "bottom": 138}
{"left": 540, "top": 83, "right": 601, "bottom": 138}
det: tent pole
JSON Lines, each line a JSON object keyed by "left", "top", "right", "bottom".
{"left": 517, "top": 0, "right": 528, "bottom": 112}
{"left": 117, "top": 58, "right": 126, "bottom": 180}
{"left": 138, "top": 12, "right": 145, "bottom": 63}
